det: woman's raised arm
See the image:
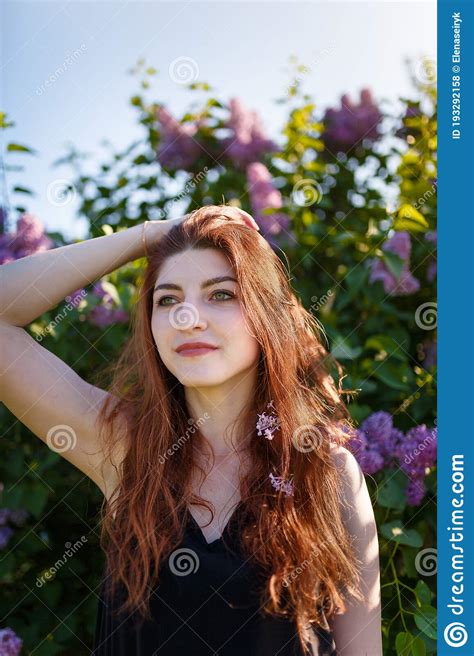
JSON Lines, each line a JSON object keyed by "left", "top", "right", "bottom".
{"left": 0, "top": 218, "right": 179, "bottom": 494}
{"left": 0, "top": 220, "right": 174, "bottom": 328}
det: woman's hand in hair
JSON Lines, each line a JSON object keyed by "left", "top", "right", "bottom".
{"left": 142, "top": 214, "right": 191, "bottom": 250}
{"left": 216, "top": 207, "right": 261, "bottom": 232}
{"left": 143, "top": 207, "right": 260, "bottom": 252}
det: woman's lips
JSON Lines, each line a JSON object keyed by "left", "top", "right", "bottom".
{"left": 177, "top": 347, "right": 218, "bottom": 357}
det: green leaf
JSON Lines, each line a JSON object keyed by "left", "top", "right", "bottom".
{"left": 381, "top": 520, "right": 423, "bottom": 547}
{"left": 7, "top": 142, "right": 36, "bottom": 154}
{"left": 377, "top": 470, "right": 407, "bottom": 510}
{"left": 13, "top": 185, "right": 34, "bottom": 195}
{"left": 365, "top": 335, "right": 407, "bottom": 361}
{"left": 414, "top": 605, "right": 437, "bottom": 640}
{"left": 415, "top": 580, "right": 432, "bottom": 606}
{"left": 372, "top": 360, "right": 412, "bottom": 391}
{"left": 383, "top": 250, "right": 405, "bottom": 280}
{"left": 331, "top": 335, "right": 363, "bottom": 360}
{"left": 411, "top": 636, "right": 427, "bottom": 656}
{"left": 396, "top": 632, "right": 413, "bottom": 656}
{"left": 393, "top": 204, "right": 429, "bottom": 232}
{"left": 25, "top": 483, "right": 50, "bottom": 518}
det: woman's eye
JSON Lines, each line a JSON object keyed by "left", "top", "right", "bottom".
{"left": 155, "top": 290, "right": 235, "bottom": 307}
{"left": 212, "top": 290, "right": 235, "bottom": 301}
{"left": 155, "top": 296, "right": 177, "bottom": 306}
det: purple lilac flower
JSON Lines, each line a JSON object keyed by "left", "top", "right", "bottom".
{"left": 347, "top": 412, "right": 405, "bottom": 475}
{"left": 0, "top": 509, "right": 10, "bottom": 526}
{"left": 7, "top": 509, "right": 29, "bottom": 528}
{"left": 405, "top": 478, "right": 426, "bottom": 506}
{"left": 397, "top": 425, "right": 437, "bottom": 506}
{"left": 87, "top": 282, "right": 129, "bottom": 328}
{"left": 422, "top": 339, "right": 437, "bottom": 369}
{"left": 369, "top": 231, "right": 421, "bottom": 296}
{"left": 246, "top": 162, "right": 292, "bottom": 244}
{"left": 155, "top": 106, "right": 202, "bottom": 171}
{"left": 360, "top": 412, "right": 405, "bottom": 465}
{"left": 269, "top": 473, "right": 294, "bottom": 497}
{"left": 256, "top": 400, "right": 281, "bottom": 440}
{"left": 347, "top": 429, "right": 384, "bottom": 475}
{"left": 425, "top": 230, "right": 437, "bottom": 282}
{"left": 0, "top": 526, "right": 14, "bottom": 550}
{"left": 0, "top": 213, "right": 53, "bottom": 264}
{"left": 383, "top": 231, "right": 412, "bottom": 260}
{"left": 426, "top": 260, "right": 437, "bottom": 283}
{"left": 0, "top": 627, "right": 23, "bottom": 655}
{"left": 88, "top": 306, "right": 129, "bottom": 329}
{"left": 92, "top": 281, "right": 113, "bottom": 301}
{"left": 222, "top": 98, "right": 276, "bottom": 168}
{"left": 65, "top": 288, "right": 86, "bottom": 307}
{"left": 322, "top": 88, "right": 383, "bottom": 155}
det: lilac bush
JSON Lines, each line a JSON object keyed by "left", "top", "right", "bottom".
{"left": 223, "top": 98, "right": 277, "bottom": 168}
{"left": 246, "top": 162, "right": 292, "bottom": 244}
{"left": 0, "top": 213, "right": 53, "bottom": 264}
{"left": 368, "top": 230, "right": 421, "bottom": 296}
{"left": 348, "top": 412, "right": 436, "bottom": 506}
{"left": 321, "top": 87, "right": 383, "bottom": 155}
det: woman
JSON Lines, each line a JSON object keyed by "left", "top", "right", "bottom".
{"left": 0, "top": 205, "right": 382, "bottom": 655}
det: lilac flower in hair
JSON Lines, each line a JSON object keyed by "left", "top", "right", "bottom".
{"left": 256, "top": 400, "right": 281, "bottom": 440}
{"left": 269, "top": 473, "right": 294, "bottom": 497}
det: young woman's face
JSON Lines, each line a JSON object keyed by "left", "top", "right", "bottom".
{"left": 151, "top": 248, "right": 261, "bottom": 387}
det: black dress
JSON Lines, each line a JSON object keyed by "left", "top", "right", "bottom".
{"left": 93, "top": 502, "right": 337, "bottom": 655}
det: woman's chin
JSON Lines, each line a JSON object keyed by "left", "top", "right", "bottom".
{"left": 177, "top": 371, "right": 226, "bottom": 388}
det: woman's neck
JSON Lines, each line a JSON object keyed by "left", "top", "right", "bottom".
{"left": 184, "top": 365, "right": 258, "bottom": 457}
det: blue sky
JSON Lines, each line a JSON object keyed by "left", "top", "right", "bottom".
{"left": 1, "top": 0, "right": 436, "bottom": 240}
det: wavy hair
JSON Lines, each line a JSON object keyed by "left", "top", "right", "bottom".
{"left": 94, "top": 204, "right": 364, "bottom": 654}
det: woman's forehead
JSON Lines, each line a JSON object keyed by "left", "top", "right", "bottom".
{"left": 155, "top": 248, "right": 235, "bottom": 284}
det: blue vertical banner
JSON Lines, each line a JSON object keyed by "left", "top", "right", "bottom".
{"left": 438, "top": 0, "right": 474, "bottom": 654}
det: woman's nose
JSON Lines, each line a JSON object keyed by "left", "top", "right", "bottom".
{"left": 168, "top": 300, "right": 208, "bottom": 331}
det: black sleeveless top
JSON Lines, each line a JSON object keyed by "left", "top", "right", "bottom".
{"left": 92, "top": 503, "right": 337, "bottom": 655}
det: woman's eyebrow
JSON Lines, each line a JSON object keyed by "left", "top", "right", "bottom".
{"left": 153, "top": 275, "right": 237, "bottom": 293}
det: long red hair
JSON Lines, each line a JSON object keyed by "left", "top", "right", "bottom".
{"left": 94, "top": 204, "right": 363, "bottom": 653}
